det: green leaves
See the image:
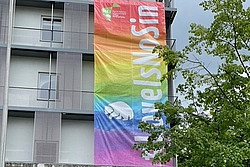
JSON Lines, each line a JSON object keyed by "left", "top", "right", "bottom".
{"left": 134, "top": 0, "right": 250, "bottom": 166}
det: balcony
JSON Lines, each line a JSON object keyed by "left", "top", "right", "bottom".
{"left": 0, "top": 49, "right": 95, "bottom": 114}
{"left": 0, "top": 85, "right": 94, "bottom": 114}
{"left": 12, "top": 27, "right": 94, "bottom": 54}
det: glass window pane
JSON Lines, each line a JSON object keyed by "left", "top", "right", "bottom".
{"left": 50, "top": 90, "right": 56, "bottom": 100}
{"left": 50, "top": 75, "right": 57, "bottom": 89}
{"left": 41, "top": 17, "right": 62, "bottom": 42}
{"left": 43, "top": 20, "right": 51, "bottom": 30}
{"left": 39, "top": 74, "right": 49, "bottom": 89}
{"left": 38, "top": 73, "right": 58, "bottom": 100}
{"left": 53, "top": 20, "right": 62, "bottom": 42}
{"left": 53, "top": 31, "right": 62, "bottom": 42}
{"left": 53, "top": 21, "right": 62, "bottom": 31}
{"left": 39, "top": 89, "right": 49, "bottom": 100}
{"left": 42, "top": 30, "right": 52, "bottom": 41}
{"left": 38, "top": 74, "right": 50, "bottom": 100}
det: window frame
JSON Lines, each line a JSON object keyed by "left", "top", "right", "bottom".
{"left": 37, "top": 72, "right": 59, "bottom": 101}
{"left": 40, "top": 16, "right": 63, "bottom": 43}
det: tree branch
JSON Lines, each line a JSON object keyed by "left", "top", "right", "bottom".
{"left": 241, "top": 39, "right": 250, "bottom": 51}
{"left": 229, "top": 12, "right": 250, "bottom": 78}
{"left": 185, "top": 56, "right": 241, "bottom": 110}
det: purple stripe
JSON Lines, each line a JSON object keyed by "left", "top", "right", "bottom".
{"left": 95, "top": 130, "right": 173, "bottom": 166}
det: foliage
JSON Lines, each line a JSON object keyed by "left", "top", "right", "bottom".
{"left": 134, "top": 0, "right": 250, "bottom": 166}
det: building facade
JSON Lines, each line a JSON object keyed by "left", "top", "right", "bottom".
{"left": 0, "top": 0, "right": 176, "bottom": 165}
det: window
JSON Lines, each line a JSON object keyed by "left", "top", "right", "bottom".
{"left": 41, "top": 17, "right": 62, "bottom": 42}
{"left": 38, "top": 72, "right": 58, "bottom": 101}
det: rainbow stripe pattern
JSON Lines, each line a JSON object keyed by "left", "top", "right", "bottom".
{"left": 94, "top": 0, "right": 172, "bottom": 166}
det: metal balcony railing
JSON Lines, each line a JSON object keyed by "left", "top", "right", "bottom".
{"left": 168, "top": 95, "right": 178, "bottom": 104}
{"left": 0, "top": 85, "right": 94, "bottom": 113}
{"left": 164, "top": 0, "right": 174, "bottom": 8}
{"left": 12, "top": 27, "right": 176, "bottom": 52}
{"left": 12, "top": 27, "right": 94, "bottom": 52}
{"left": 0, "top": 86, "right": 178, "bottom": 114}
{"left": 166, "top": 38, "right": 176, "bottom": 50}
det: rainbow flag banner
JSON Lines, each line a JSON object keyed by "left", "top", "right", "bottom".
{"left": 94, "top": 0, "right": 171, "bottom": 166}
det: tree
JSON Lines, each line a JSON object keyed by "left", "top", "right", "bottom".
{"left": 134, "top": 0, "right": 250, "bottom": 166}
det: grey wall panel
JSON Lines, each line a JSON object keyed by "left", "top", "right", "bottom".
{"left": 0, "top": 47, "right": 7, "bottom": 106}
{"left": 34, "top": 112, "right": 46, "bottom": 141}
{"left": 63, "top": 3, "right": 89, "bottom": 50}
{"left": 0, "top": 110, "right": 2, "bottom": 148}
{"left": 0, "top": 0, "right": 8, "bottom": 156}
{"left": 0, "top": 0, "right": 8, "bottom": 45}
{"left": 33, "top": 112, "right": 61, "bottom": 163}
{"left": 34, "top": 140, "right": 58, "bottom": 163}
{"left": 34, "top": 112, "right": 61, "bottom": 141}
{"left": 56, "top": 52, "right": 82, "bottom": 110}
{"left": 60, "top": 119, "right": 94, "bottom": 164}
{"left": 6, "top": 117, "right": 34, "bottom": 161}
{"left": 46, "top": 113, "right": 61, "bottom": 141}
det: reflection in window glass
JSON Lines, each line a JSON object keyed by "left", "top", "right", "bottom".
{"left": 38, "top": 73, "right": 58, "bottom": 101}
{"left": 42, "top": 19, "right": 51, "bottom": 41}
{"left": 41, "top": 17, "right": 62, "bottom": 42}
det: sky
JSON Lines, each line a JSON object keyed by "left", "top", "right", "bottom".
{"left": 171, "top": 0, "right": 213, "bottom": 105}
{"left": 173, "top": 0, "right": 213, "bottom": 51}
{"left": 170, "top": 0, "right": 250, "bottom": 105}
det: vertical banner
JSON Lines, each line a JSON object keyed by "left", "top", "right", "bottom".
{"left": 94, "top": 0, "right": 171, "bottom": 166}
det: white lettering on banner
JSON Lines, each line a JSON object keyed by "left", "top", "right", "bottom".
{"left": 132, "top": 52, "right": 160, "bottom": 66}
{"left": 142, "top": 115, "right": 163, "bottom": 126}
{"left": 139, "top": 19, "right": 159, "bottom": 24}
{"left": 138, "top": 6, "right": 158, "bottom": 17}
{"left": 142, "top": 102, "right": 158, "bottom": 114}
{"left": 131, "top": 25, "right": 159, "bottom": 38}
{"left": 141, "top": 89, "right": 162, "bottom": 101}
{"left": 139, "top": 39, "right": 160, "bottom": 51}
{"left": 130, "top": 5, "right": 165, "bottom": 160}
{"left": 140, "top": 68, "right": 161, "bottom": 80}
{"left": 133, "top": 80, "right": 161, "bottom": 87}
